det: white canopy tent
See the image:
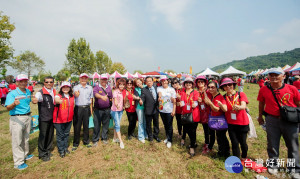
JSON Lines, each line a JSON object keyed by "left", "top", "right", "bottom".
{"left": 220, "top": 66, "right": 246, "bottom": 77}
{"left": 197, "top": 68, "right": 220, "bottom": 76}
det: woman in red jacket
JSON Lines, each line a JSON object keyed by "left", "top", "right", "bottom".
{"left": 194, "top": 76, "right": 211, "bottom": 154}
{"left": 180, "top": 77, "right": 200, "bottom": 157}
{"left": 123, "top": 79, "right": 137, "bottom": 140}
{"left": 220, "top": 77, "right": 249, "bottom": 160}
{"left": 53, "top": 81, "right": 75, "bottom": 158}
{"left": 204, "top": 80, "right": 230, "bottom": 158}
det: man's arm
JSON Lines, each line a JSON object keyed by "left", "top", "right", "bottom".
{"left": 257, "top": 101, "right": 265, "bottom": 125}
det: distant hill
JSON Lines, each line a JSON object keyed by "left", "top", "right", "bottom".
{"left": 211, "top": 48, "right": 300, "bottom": 73}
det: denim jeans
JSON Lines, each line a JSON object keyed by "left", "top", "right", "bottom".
{"left": 111, "top": 110, "right": 123, "bottom": 132}
{"left": 136, "top": 108, "right": 148, "bottom": 140}
{"left": 54, "top": 121, "right": 72, "bottom": 154}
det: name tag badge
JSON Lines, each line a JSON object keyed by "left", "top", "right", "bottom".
{"left": 99, "top": 91, "right": 102, "bottom": 93}
{"left": 231, "top": 113, "right": 237, "bottom": 120}
{"left": 180, "top": 101, "right": 185, "bottom": 106}
{"left": 201, "top": 104, "right": 205, "bottom": 110}
{"left": 132, "top": 101, "right": 135, "bottom": 105}
{"left": 187, "top": 105, "right": 191, "bottom": 110}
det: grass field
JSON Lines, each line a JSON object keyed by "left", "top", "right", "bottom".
{"left": 0, "top": 83, "right": 298, "bottom": 178}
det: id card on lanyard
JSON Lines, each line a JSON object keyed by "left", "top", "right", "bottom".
{"left": 226, "top": 94, "right": 238, "bottom": 120}
{"left": 186, "top": 90, "right": 193, "bottom": 111}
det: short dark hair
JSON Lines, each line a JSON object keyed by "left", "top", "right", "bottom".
{"left": 116, "top": 78, "right": 126, "bottom": 88}
{"left": 145, "top": 76, "right": 153, "bottom": 82}
{"left": 44, "top": 76, "right": 54, "bottom": 82}
{"left": 207, "top": 81, "right": 219, "bottom": 92}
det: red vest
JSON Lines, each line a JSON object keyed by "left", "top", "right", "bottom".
{"left": 53, "top": 94, "right": 75, "bottom": 123}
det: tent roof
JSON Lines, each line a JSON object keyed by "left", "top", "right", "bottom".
{"left": 197, "top": 68, "right": 220, "bottom": 76}
{"left": 287, "top": 62, "right": 300, "bottom": 72}
{"left": 282, "top": 64, "right": 291, "bottom": 70}
{"left": 220, "top": 66, "right": 246, "bottom": 76}
{"left": 142, "top": 71, "right": 161, "bottom": 75}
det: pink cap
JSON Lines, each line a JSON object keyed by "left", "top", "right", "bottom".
{"left": 61, "top": 81, "right": 71, "bottom": 88}
{"left": 195, "top": 75, "right": 207, "bottom": 84}
{"left": 100, "top": 74, "right": 109, "bottom": 79}
{"left": 79, "top": 73, "right": 89, "bottom": 78}
{"left": 16, "top": 74, "right": 29, "bottom": 81}
{"left": 220, "top": 77, "right": 236, "bottom": 88}
{"left": 160, "top": 75, "right": 168, "bottom": 81}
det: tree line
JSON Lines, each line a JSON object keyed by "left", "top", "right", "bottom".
{"left": 211, "top": 48, "right": 300, "bottom": 73}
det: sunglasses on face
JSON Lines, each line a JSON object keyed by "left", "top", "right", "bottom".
{"left": 172, "top": 82, "right": 178, "bottom": 84}
{"left": 127, "top": 83, "right": 132, "bottom": 85}
{"left": 45, "top": 81, "right": 54, "bottom": 84}
{"left": 197, "top": 81, "right": 205, "bottom": 83}
{"left": 223, "top": 84, "right": 233, "bottom": 87}
{"left": 207, "top": 86, "right": 216, "bottom": 89}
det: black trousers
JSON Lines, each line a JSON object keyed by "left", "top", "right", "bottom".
{"left": 145, "top": 112, "right": 159, "bottom": 141}
{"left": 175, "top": 114, "right": 183, "bottom": 135}
{"left": 73, "top": 106, "right": 90, "bottom": 147}
{"left": 1, "top": 97, "right": 6, "bottom": 105}
{"left": 126, "top": 111, "right": 137, "bottom": 137}
{"left": 160, "top": 112, "right": 173, "bottom": 142}
{"left": 202, "top": 123, "right": 216, "bottom": 150}
{"left": 38, "top": 120, "right": 54, "bottom": 158}
{"left": 92, "top": 108, "right": 111, "bottom": 142}
{"left": 216, "top": 129, "right": 230, "bottom": 157}
{"left": 228, "top": 124, "right": 249, "bottom": 158}
{"left": 183, "top": 123, "right": 198, "bottom": 148}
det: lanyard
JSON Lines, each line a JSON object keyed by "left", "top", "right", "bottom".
{"left": 186, "top": 90, "right": 194, "bottom": 104}
{"left": 226, "top": 93, "right": 238, "bottom": 107}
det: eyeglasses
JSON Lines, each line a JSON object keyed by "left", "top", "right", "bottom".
{"left": 223, "top": 84, "right": 233, "bottom": 87}
{"left": 45, "top": 81, "right": 54, "bottom": 84}
{"left": 207, "top": 86, "right": 216, "bottom": 89}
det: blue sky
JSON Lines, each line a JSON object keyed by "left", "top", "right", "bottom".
{"left": 2, "top": 0, "right": 300, "bottom": 75}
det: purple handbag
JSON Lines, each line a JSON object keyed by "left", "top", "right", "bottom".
{"left": 208, "top": 115, "right": 228, "bottom": 130}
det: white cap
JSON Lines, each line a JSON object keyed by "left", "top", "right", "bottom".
{"left": 16, "top": 74, "right": 28, "bottom": 81}
{"left": 100, "top": 74, "right": 109, "bottom": 79}
{"left": 268, "top": 67, "right": 284, "bottom": 75}
{"left": 79, "top": 73, "right": 89, "bottom": 78}
{"left": 61, "top": 81, "right": 71, "bottom": 87}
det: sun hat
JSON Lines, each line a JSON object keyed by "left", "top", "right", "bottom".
{"left": 16, "top": 74, "right": 28, "bottom": 81}
{"left": 61, "top": 81, "right": 71, "bottom": 88}
{"left": 160, "top": 75, "right": 168, "bottom": 81}
{"left": 183, "top": 77, "right": 194, "bottom": 85}
{"left": 79, "top": 73, "right": 89, "bottom": 78}
{"left": 267, "top": 67, "right": 284, "bottom": 75}
{"left": 100, "top": 74, "right": 109, "bottom": 79}
{"left": 195, "top": 75, "right": 208, "bottom": 84}
{"left": 219, "top": 77, "right": 236, "bottom": 88}
{"left": 294, "top": 75, "right": 300, "bottom": 79}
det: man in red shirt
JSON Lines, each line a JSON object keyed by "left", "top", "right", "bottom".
{"left": 8, "top": 82, "right": 17, "bottom": 91}
{"left": 293, "top": 75, "right": 300, "bottom": 91}
{"left": 257, "top": 67, "right": 300, "bottom": 177}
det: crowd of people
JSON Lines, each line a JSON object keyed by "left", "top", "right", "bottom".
{"left": 2, "top": 68, "right": 300, "bottom": 178}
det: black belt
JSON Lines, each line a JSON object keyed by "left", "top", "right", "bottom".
{"left": 11, "top": 112, "right": 31, "bottom": 116}
{"left": 95, "top": 107, "right": 110, "bottom": 110}
{"left": 76, "top": 105, "right": 90, "bottom": 108}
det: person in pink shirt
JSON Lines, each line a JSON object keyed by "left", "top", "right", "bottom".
{"left": 111, "top": 78, "right": 126, "bottom": 149}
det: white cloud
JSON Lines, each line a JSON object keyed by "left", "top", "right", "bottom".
{"left": 150, "top": 0, "right": 192, "bottom": 31}
{"left": 252, "top": 28, "right": 266, "bottom": 35}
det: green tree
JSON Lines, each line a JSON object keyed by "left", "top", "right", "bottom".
{"left": 94, "top": 50, "right": 112, "bottom": 74}
{"left": 133, "top": 70, "right": 143, "bottom": 74}
{"left": 109, "top": 62, "right": 126, "bottom": 74}
{"left": 55, "top": 67, "right": 71, "bottom": 81}
{"left": 65, "top": 38, "right": 95, "bottom": 75}
{"left": 1, "top": 67, "right": 7, "bottom": 80}
{"left": 0, "top": 12, "right": 15, "bottom": 66}
{"left": 9, "top": 50, "right": 45, "bottom": 78}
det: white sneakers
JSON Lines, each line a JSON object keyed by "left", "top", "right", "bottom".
{"left": 167, "top": 142, "right": 172, "bottom": 148}
{"left": 140, "top": 139, "right": 145, "bottom": 144}
{"left": 113, "top": 138, "right": 120, "bottom": 143}
{"left": 164, "top": 139, "right": 168, "bottom": 144}
{"left": 120, "top": 142, "right": 125, "bottom": 149}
